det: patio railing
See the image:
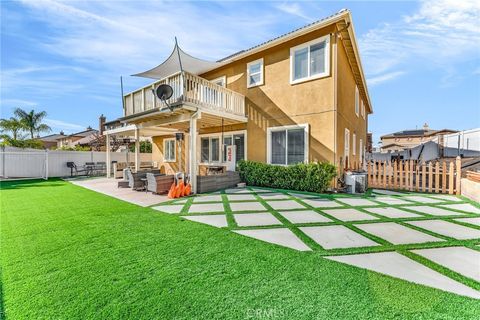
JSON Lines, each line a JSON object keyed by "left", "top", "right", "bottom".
{"left": 123, "top": 71, "right": 245, "bottom": 118}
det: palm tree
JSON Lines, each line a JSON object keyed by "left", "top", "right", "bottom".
{"left": 0, "top": 117, "right": 26, "bottom": 140}
{"left": 14, "top": 108, "right": 51, "bottom": 139}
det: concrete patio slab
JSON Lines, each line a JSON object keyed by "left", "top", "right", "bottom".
{"left": 171, "top": 199, "right": 188, "bottom": 204}
{"left": 406, "top": 205, "right": 467, "bottom": 216}
{"left": 278, "top": 210, "right": 332, "bottom": 224}
{"left": 403, "top": 196, "right": 443, "bottom": 204}
{"left": 454, "top": 217, "right": 480, "bottom": 226}
{"left": 288, "top": 192, "right": 321, "bottom": 199}
{"left": 227, "top": 194, "right": 257, "bottom": 201}
{"left": 184, "top": 215, "right": 228, "bottom": 228}
{"left": 364, "top": 207, "right": 421, "bottom": 219}
{"left": 439, "top": 203, "right": 480, "bottom": 214}
{"left": 373, "top": 197, "right": 412, "bottom": 205}
{"left": 336, "top": 198, "right": 379, "bottom": 206}
{"left": 234, "top": 212, "right": 282, "bottom": 227}
{"left": 225, "top": 188, "right": 253, "bottom": 194}
{"left": 193, "top": 195, "right": 223, "bottom": 203}
{"left": 259, "top": 193, "right": 291, "bottom": 200}
{"left": 407, "top": 220, "right": 480, "bottom": 240}
{"left": 326, "top": 252, "right": 480, "bottom": 299}
{"left": 355, "top": 222, "right": 443, "bottom": 244}
{"left": 412, "top": 247, "right": 480, "bottom": 282}
{"left": 234, "top": 228, "right": 311, "bottom": 251}
{"left": 301, "top": 198, "right": 343, "bottom": 208}
{"left": 188, "top": 203, "right": 225, "bottom": 213}
{"left": 267, "top": 200, "right": 306, "bottom": 210}
{"left": 372, "top": 189, "right": 405, "bottom": 196}
{"left": 250, "top": 188, "right": 274, "bottom": 193}
{"left": 323, "top": 208, "right": 379, "bottom": 222}
{"left": 429, "top": 195, "right": 464, "bottom": 202}
{"left": 300, "top": 225, "right": 379, "bottom": 249}
{"left": 152, "top": 204, "right": 185, "bottom": 214}
{"left": 229, "top": 201, "right": 267, "bottom": 212}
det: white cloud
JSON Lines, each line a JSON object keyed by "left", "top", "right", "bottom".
{"left": 360, "top": 0, "right": 480, "bottom": 81}
{"left": 275, "top": 2, "right": 314, "bottom": 21}
{"left": 367, "top": 71, "right": 406, "bottom": 86}
{"left": 44, "top": 118, "right": 86, "bottom": 133}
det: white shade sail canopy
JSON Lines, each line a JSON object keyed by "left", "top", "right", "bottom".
{"left": 132, "top": 41, "right": 223, "bottom": 79}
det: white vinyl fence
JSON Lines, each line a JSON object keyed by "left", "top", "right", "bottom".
{"left": 0, "top": 146, "right": 152, "bottom": 179}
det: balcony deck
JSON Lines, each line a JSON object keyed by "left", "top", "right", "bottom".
{"left": 123, "top": 71, "right": 246, "bottom": 123}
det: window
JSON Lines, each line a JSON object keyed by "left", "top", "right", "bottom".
{"left": 201, "top": 132, "right": 246, "bottom": 163}
{"left": 267, "top": 124, "right": 308, "bottom": 165}
{"left": 164, "top": 138, "right": 176, "bottom": 162}
{"left": 359, "top": 138, "right": 364, "bottom": 163}
{"left": 344, "top": 128, "right": 350, "bottom": 158}
{"left": 352, "top": 133, "right": 356, "bottom": 156}
{"left": 361, "top": 99, "right": 365, "bottom": 119}
{"left": 355, "top": 86, "right": 359, "bottom": 117}
{"left": 290, "top": 35, "right": 330, "bottom": 84}
{"left": 247, "top": 58, "right": 264, "bottom": 88}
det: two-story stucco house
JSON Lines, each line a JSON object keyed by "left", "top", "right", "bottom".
{"left": 104, "top": 9, "right": 372, "bottom": 193}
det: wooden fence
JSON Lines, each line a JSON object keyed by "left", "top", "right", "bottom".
{"left": 367, "top": 156, "right": 462, "bottom": 195}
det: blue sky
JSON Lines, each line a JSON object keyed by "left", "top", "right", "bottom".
{"left": 1, "top": 0, "right": 479, "bottom": 144}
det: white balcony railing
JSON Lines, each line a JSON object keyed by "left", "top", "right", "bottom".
{"left": 123, "top": 72, "right": 245, "bottom": 118}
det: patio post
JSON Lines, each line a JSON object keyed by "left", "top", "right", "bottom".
{"left": 189, "top": 112, "right": 200, "bottom": 194}
{"left": 106, "top": 134, "right": 111, "bottom": 178}
{"left": 134, "top": 128, "right": 140, "bottom": 172}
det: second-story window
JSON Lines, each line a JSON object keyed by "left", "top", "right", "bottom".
{"left": 355, "top": 86, "right": 359, "bottom": 117}
{"left": 290, "top": 35, "right": 330, "bottom": 84}
{"left": 247, "top": 58, "right": 264, "bottom": 88}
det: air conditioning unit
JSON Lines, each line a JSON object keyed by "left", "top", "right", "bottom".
{"left": 345, "top": 171, "right": 368, "bottom": 194}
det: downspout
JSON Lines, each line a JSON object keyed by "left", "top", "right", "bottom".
{"left": 332, "top": 30, "right": 338, "bottom": 184}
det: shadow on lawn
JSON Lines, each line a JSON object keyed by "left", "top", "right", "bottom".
{"left": 0, "top": 178, "right": 65, "bottom": 190}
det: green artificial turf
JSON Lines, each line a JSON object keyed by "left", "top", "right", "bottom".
{"left": 1, "top": 179, "right": 479, "bottom": 319}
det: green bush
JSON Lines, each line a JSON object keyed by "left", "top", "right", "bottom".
{"left": 237, "top": 160, "right": 337, "bottom": 193}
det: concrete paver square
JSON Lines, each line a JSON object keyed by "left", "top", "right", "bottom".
{"left": 326, "top": 252, "right": 480, "bottom": 299}
{"left": 302, "top": 198, "right": 343, "bottom": 208}
{"left": 234, "top": 213, "right": 282, "bottom": 227}
{"left": 373, "top": 197, "right": 412, "bottom": 205}
{"left": 234, "top": 228, "right": 311, "bottom": 251}
{"left": 407, "top": 220, "right": 480, "bottom": 240}
{"left": 225, "top": 188, "right": 253, "bottom": 194}
{"left": 259, "top": 193, "right": 290, "bottom": 200}
{"left": 227, "top": 194, "right": 257, "bottom": 201}
{"left": 288, "top": 192, "right": 320, "bottom": 199}
{"left": 429, "top": 195, "right": 464, "bottom": 202}
{"left": 250, "top": 188, "right": 274, "bottom": 193}
{"left": 439, "top": 203, "right": 480, "bottom": 214}
{"left": 364, "top": 207, "right": 421, "bottom": 219}
{"left": 323, "top": 208, "right": 379, "bottom": 222}
{"left": 188, "top": 203, "right": 225, "bottom": 213}
{"left": 152, "top": 204, "right": 184, "bottom": 214}
{"left": 406, "top": 205, "right": 466, "bottom": 216}
{"left": 372, "top": 189, "right": 405, "bottom": 196}
{"left": 230, "top": 201, "right": 266, "bottom": 212}
{"left": 412, "top": 247, "right": 480, "bottom": 282}
{"left": 355, "top": 222, "right": 443, "bottom": 244}
{"left": 336, "top": 198, "right": 379, "bottom": 206}
{"left": 403, "top": 196, "right": 443, "bottom": 204}
{"left": 454, "top": 217, "right": 480, "bottom": 226}
{"left": 184, "top": 215, "right": 228, "bottom": 228}
{"left": 193, "top": 195, "right": 223, "bottom": 203}
{"left": 300, "top": 225, "right": 379, "bottom": 249}
{"left": 267, "top": 200, "right": 306, "bottom": 210}
{"left": 278, "top": 210, "right": 332, "bottom": 224}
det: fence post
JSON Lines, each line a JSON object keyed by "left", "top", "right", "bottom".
{"left": 428, "top": 162, "right": 433, "bottom": 193}
{"left": 1, "top": 145, "right": 5, "bottom": 178}
{"left": 399, "top": 160, "right": 403, "bottom": 190}
{"left": 448, "top": 161, "right": 454, "bottom": 195}
{"left": 442, "top": 161, "right": 447, "bottom": 194}
{"left": 409, "top": 160, "right": 414, "bottom": 191}
{"left": 455, "top": 156, "right": 461, "bottom": 195}
{"left": 435, "top": 162, "right": 440, "bottom": 193}
{"left": 421, "top": 162, "right": 426, "bottom": 192}
{"left": 45, "top": 149, "right": 49, "bottom": 180}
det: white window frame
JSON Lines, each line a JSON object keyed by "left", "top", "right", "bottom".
{"left": 211, "top": 75, "right": 226, "bottom": 87}
{"left": 247, "top": 58, "right": 264, "bottom": 88}
{"left": 290, "top": 35, "right": 330, "bottom": 85}
{"left": 198, "top": 130, "right": 247, "bottom": 164}
{"left": 266, "top": 124, "right": 309, "bottom": 165}
{"left": 355, "top": 86, "right": 359, "bottom": 117}
{"left": 352, "top": 133, "right": 356, "bottom": 156}
{"left": 359, "top": 138, "right": 364, "bottom": 163}
{"left": 344, "top": 128, "right": 350, "bottom": 158}
{"left": 163, "top": 138, "right": 176, "bottom": 162}
{"left": 361, "top": 99, "right": 365, "bottom": 119}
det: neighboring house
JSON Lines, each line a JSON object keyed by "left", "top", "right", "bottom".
{"left": 57, "top": 127, "right": 99, "bottom": 149}
{"left": 38, "top": 132, "right": 67, "bottom": 149}
{"left": 380, "top": 123, "right": 458, "bottom": 153}
{"left": 104, "top": 9, "right": 372, "bottom": 192}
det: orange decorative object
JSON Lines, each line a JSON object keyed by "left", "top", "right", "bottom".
{"left": 175, "top": 180, "right": 184, "bottom": 198}
{"left": 184, "top": 183, "right": 191, "bottom": 196}
{"left": 167, "top": 182, "right": 176, "bottom": 199}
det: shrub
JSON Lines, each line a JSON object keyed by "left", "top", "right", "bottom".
{"left": 237, "top": 160, "right": 337, "bottom": 193}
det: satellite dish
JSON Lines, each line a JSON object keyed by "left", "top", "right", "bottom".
{"left": 155, "top": 84, "right": 173, "bottom": 101}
